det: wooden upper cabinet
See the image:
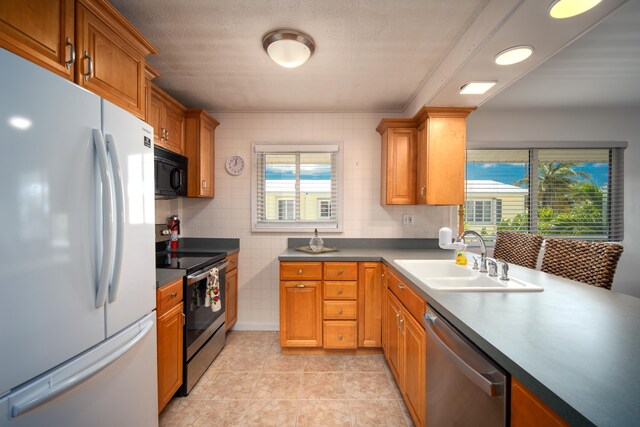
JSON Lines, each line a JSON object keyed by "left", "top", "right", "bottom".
{"left": 377, "top": 107, "right": 475, "bottom": 206}
{"left": 0, "top": 0, "right": 75, "bottom": 79}
{"left": 416, "top": 108, "right": 474, "bottom": 205}
{"left": 379, "top": 125, "right": 417, "bottom": 205}
{"left": 280, "top": 281, "right": 323, "bottom": 347}
{"left": 185, "top": 109, "right": 219, "bottom": 198}
{"left": 150, "top": 83, "right": 186, "bottom": 155}
{"left": 358, "top": 262, "right": 383, "bottom": 347}
{"left": 511, "top": 378, "right": 569, "bottom": 427}
{"left": 75, "top": 0, "right": 158, "bottom": 120}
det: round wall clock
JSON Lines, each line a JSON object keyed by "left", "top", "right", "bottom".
{"left": 225, "top": 155, "right": 246, "bottom": 176}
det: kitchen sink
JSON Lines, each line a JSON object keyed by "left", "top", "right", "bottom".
{"left": 394, "top": 259, "right": 543, "bottom": 292}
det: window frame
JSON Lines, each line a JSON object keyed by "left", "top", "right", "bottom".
{"left": 318, "top": 199, "right": 332, "bottom": 220}
{"left": 464, "top": 145, "right": 625, "bottom": 244}
{"left": 251, "top": 142, "right": 344, "bottom": 232}
{"left": 277, "top": 198, "right": 295, "bottom": 221}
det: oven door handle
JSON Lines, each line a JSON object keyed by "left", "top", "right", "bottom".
{"left": 187, "top": 261, "right": 229, "bottom": 284}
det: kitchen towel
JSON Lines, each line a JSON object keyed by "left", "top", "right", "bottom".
{"left": 206, "top": 267, "right": 222, "bottom": 312}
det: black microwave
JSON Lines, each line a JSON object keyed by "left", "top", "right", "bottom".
{"left": 155, "top": 146, "right": 188, "bottom": 198}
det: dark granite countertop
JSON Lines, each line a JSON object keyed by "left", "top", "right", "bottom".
{"left": 279, "top": 241, "right": 640, "bottom": 427}
{"left": 156, "top": 269, "right": 185, "bottom": 289}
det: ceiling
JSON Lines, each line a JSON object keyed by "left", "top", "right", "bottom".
{"left": 482, "top": 0, "right": 640, "bottom": 110}
{"left": 110, "top": 0, "right": 488, "bottom": 111}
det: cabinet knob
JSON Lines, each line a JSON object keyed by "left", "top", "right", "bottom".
{"left": 298, "top": 269, "right": 303, "bottom": 274}
{"left": 337, "top": 289, "right": 343, "bottom": 295}
{"left": 338, "top": 334, "right": 343, "bottom": 340}
{"left": 171, "top": 291, "right": 177, "bottom": 297}
{"left": 338, "top": 269, "right": 343, "bottom": 274}
{"left": 338, "top": 309, "right": 343, "bottom": 315}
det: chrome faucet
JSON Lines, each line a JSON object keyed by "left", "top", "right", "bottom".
{"left": 456, "top": 230, "right": 488, "bottom": 273}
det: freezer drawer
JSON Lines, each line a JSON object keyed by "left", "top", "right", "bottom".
{"left": 0, "top": 314, "right": 158, "bottom": 427}
{"left": 424, "top": 306, "right": 507, "bottom": 427}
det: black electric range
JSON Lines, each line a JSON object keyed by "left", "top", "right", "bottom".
{"left": 156, "top": 251, "right": 227, "bottom": 274}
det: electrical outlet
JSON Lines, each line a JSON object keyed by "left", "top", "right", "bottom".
{"left": 403, "top": 214, "right": 415, "bottom": 225}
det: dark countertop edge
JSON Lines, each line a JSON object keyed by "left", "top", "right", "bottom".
{"left": 155, "top": 269, "right": 185, "bottom": 289}
{"left": 169, "top": 247, "right": 239, "bottom": 256}
{"left": 279, "top": 248, "right": 596, "bottom": 426}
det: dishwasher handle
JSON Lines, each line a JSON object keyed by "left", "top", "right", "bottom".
{"left": 424, "top": 311, "right": 503, "bottom": 397}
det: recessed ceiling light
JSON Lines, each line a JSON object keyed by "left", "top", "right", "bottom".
{"left": 495, "top": 46, "right": 534, "bottom": 66}
{"left": 460, "top": 82, "right": 497, "bottom": 95}
{"left": 548, "top": 0, "right": 602, "bottom": 19}
{"left": 262, "top": 29, "right": 316, "bottom": 68}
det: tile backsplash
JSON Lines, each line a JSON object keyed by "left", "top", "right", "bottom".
{"left": 178, "top": 112, "right": 454, "bottom": 329}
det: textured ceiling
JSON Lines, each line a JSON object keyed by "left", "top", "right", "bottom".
{"left": 482, "top": 0, "right": 640, "bottom": 110}
{"left": 110, "top": 0, "right": 488, "bottom": 111}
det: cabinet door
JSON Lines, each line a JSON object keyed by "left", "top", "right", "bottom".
{"left": 280, "top": 281, "right": 322, "bottom": 347}
{"left": 157, "top": 302, "right": 184, "bottom": 413}
{"left": 425, "top": 117, "right": 466, "bottom": 205}
{"left": 382, "top": 128, "right": 416, "bottom": 204}
{"left": 225, "top": 268, "right": 238, "bottom": 331}
{"left": 416, "top": 124, "right": 428, "bottom": 204}
{"left": 511, "top": 378, "right": 569, "bottom": 427}
{"left": 198, "top": 117, "right": 215, "bottom": 197}
{"left": 402, "top": 312, "right": 427, "bottom": 427}
{"left": 0, "top": 0, "right": 74, "bottom": 79}
{"left": 75, "top": 3, "right": 145, "bottom": 119}
{"left": 385, "top": 290, "right": 403, "bottom": 387}
{"left": 381, "top": 265, "right": 389, "bottom": 354}
{"left": 358, "top": 262, "right": 382, "bottom": 347}
{"left": 148, "top": 90, "right": 164, "bottom": 147}
{"left": 163, "top": 101, "right": 186, "bottom": 155}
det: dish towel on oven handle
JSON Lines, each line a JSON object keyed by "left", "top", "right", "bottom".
{"left": 205, "top": 267, "right": 222, "bottom": 312}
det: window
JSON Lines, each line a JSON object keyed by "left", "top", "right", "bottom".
{"left": 318, "top": 199, "right": 332, "bottom": 219}
{"left": 278, "top": 199, "right": 295, "bottom": 220}
{"left": 253, "top": 143, "right": 342, "bottom": 231}
{"left": 465, "top": 148, "right": 624, "bottom": 243}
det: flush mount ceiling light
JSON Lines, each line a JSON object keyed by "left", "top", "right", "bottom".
{"left": 548, "top": 0, "right": 602, "bottom": 19}
{"left": 460, "top": 81, "right": 497, "bottom": 95}
{"left": 262, "top": 29, "right": 316, "bottom": 68}
{"left": 495, "top": 46, "right": 534, "bottom": 66}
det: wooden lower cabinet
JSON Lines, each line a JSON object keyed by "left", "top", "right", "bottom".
{"left": 358, "top": 262, "right": 382, "bottom": 347}
{"left": 156, "top": 278, "right": 184, "bottom": 412}
{"left": 323, "top": 320, "right": 357, "bottom": 349}
{"left": 384, "top": 285, "right": 426, "bottom": 427}
{"left": 280, "top": 281, "right": 323, "bottom": 347}
{"left": 511, "top": 378, "right": 569, "bottom": 427}
{"left": 225, "top": 267, "right": 238, "bottom": 331}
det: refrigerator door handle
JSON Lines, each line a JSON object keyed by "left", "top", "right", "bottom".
{"left": 105, "top": 134, "right": 125, "bottom": 303}
{"left": 93, "top": 129, "right": 115, "bottom": 309}
{"left": 9, "top": 315, "right": 154, "bottom": 418}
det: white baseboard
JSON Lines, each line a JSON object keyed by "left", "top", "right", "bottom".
{"left": 230, "top": 322, "right": 279, "bottom": 331}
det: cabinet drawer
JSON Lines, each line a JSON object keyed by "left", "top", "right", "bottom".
{"left": 323, "top": 321, "right": 357, "bottom": 349}
{"left": 388, "top": 271, "right": 425, "bottom": 323}
{"left": 280, "top": 262, "right": 322, "bottom": 280}
{"left": 157, "top": 278, "right": 183, "bottom": 316}
{"left": 324, "top": 262, "right": 358, "bottom": 280}
{"left": 324, "top": 281, "right": 357, "bottom": 300}
{"left": 226, "top": 252, "right": 239, "bottom": 272}
{"left": 324, "top": 301, "right": 357, "bottom": 320}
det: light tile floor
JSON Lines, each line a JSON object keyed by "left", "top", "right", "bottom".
{"left": 160, "top": 331, "right": 415, "bottom": 427}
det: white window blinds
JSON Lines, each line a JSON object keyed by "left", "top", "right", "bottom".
{"left": 465, "top": 148, "right": 624, "bottom": 243}
{"left": 253, "top": 144, "right": 341, "bottom": 231}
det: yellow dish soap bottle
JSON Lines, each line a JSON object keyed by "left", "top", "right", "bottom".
{"left": 455, "top": 250, "right": 467, "bottom": 266}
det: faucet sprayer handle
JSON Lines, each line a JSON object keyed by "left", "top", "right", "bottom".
{"left": 496, "top": 259, "right": 510, "bottom": 281}
{"left": 472, "top": 257, "right": 479, "bottom": 270}
{"left": 487, "top": 259, "right": 498, "bottom": 277}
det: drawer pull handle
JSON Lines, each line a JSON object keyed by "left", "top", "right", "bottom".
{"left": 298, "top": 269, "right": 303, "bottom": 274}
{"left": 397, "top": 282, "right": 405, "bottom": 289}
{"left": 296, "top": 284, "right": 305, "bottom": 288}
{"left": 338, "top": 334, "right": 343, "bottom": 340}
{"left": 338, "top": 309, "right": 343, "bottom": 315}
{"left": 337, "top": 289, "right": 343, "bottom": 295}
{"left": 171, "top": 292, "right": 177, "bottom": 297}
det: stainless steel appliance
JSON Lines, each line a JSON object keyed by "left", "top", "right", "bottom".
{"left": 155, "top": 146, "right": 187, "bottom": 198}
{"left": 156, "top": 242, "right": 227, "bottom": 395}
{"left": 423, "top": 306, "right": 507, "bottom": 427}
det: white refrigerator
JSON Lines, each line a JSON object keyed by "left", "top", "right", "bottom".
{"left": 0, "top": 48, "right": 158, "bottom": 426}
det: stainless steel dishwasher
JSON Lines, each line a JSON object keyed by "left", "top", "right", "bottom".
{"left": 424, "top": 306, "right": 507, "bottom": 426}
